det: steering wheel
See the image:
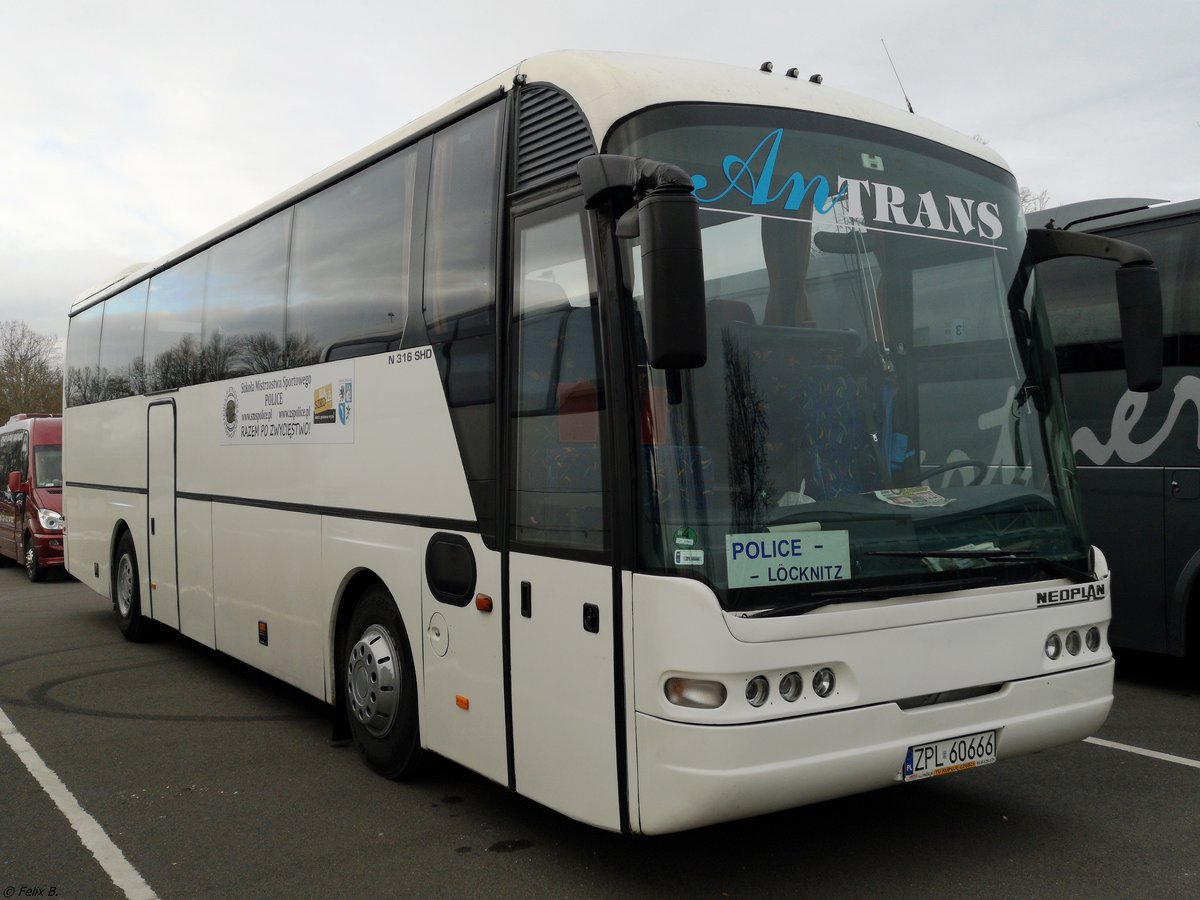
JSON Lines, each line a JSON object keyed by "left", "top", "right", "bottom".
{"left": 918, "top": 460, "right": 989, "bottom": 487}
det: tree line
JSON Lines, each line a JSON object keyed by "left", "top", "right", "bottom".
{"left": 0, "top": 321, "right": 63, "bottom": 422}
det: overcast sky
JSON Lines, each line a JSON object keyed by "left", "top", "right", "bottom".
{"left": 3, "top": 0, "right": 1197, "bottom": 350}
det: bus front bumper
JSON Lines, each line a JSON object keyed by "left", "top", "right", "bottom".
{"left": 633, "top": 660, "right": 1112, "bottom": 834}
{"left": 30, "top": 531, "right": 65, "bottom": 568}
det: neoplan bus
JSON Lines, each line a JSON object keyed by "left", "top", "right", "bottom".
{"left": 1032, "top": 197, "right": 1200, "bottom": 665}
{"left": 63, "top": 52, "right": 1162, "bottom": 834}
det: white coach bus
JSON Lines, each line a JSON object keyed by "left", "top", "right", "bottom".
{"left": 63, "top": 51, "right": 1162, "bottom": 834}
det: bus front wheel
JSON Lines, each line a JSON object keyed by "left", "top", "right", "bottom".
{"left": 24, "top": 535, "right": 46, "bottom": 582}
{"left": 343, "top": 585, "right": 424, "bottom": 779}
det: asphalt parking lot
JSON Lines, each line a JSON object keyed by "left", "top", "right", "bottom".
{"left": 2, "top": 566, "right": 1198, "bottom": 899}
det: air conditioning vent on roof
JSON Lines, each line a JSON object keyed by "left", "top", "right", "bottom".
{"left": 515, "top": 87, "right": 596, "bottom": 192}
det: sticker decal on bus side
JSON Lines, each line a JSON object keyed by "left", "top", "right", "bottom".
{"left": 725, "top": 531, "right": 851, "bottom": 589}
{"left": 220, "top": 359, "right": 356, "bottom": 445}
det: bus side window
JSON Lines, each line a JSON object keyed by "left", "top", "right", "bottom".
{"left": 510, "top": 202, "right": 605, "bottom": 551}
{"left": 65, "top": 303, "right": 104, "bottom": 406}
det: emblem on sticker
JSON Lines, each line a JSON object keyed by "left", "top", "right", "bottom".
{"left": 673, "top": 526, "right": 698, "bottom": 549}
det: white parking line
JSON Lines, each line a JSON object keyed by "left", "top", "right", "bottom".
{"left": 0, "top": 704, "right": 157, "bottom": 900}
{"left": 1085, "top": 736, "right": 1200, "bottom": 770}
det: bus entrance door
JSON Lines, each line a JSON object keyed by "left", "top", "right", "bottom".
{"left": 508, "top": 554, "right": 620, "bottom": 831}
{"left": 504, "top": 200, "right": 621, "bottom": 829}
{"left": 147, "top": 402, "right": 180, "bottom": 630}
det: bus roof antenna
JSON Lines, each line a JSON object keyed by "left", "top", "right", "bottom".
{"left": 881, "top": 39, "right": 915, "bottom": 114}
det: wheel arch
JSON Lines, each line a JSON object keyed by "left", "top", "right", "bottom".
{"left": 1166, "top": 542, "right": 1200, "bottom": 658}
{"left": 329, "top": 567, "right": 422, "bottom": 749}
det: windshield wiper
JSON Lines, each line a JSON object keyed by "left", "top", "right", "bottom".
{"left": 867, "top": 549, "right": 1095, "bottom": 583}
{"left": 735, "top": 552, "right": 1096, "bottom": 619}
{"left": 736, "top": 574, "right": 1002, "bottom": 618}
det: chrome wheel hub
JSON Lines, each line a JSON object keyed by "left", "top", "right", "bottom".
{"left": 347, "top": 624, "right": 399, "bottom": 738}
{"left": 116, "top": 555, "right": 134, "bottom": 617}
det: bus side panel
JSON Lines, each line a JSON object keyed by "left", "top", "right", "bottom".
{"left": 415, "top": 532, "right": 508, "bottom": 786}
{"left": 212, "top": 504, "right": 324, "bottom": 698}
{"left": 321, "top": 518, "right": 423, "bottom": 703}
{"left": 177, "top": 498, "right": 216, "bottom": 648}
{"left": 1077, "top": 465, "right": 1168, "bottom": 652}
{"left": 63, "top": 399, "right": 148, "bottom": 599}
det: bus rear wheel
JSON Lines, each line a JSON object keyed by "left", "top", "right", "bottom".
{"left": 113, "top": 531, "right": 153, "bottom": 641}
{"left": 343, "top": 585, "right": 424, "bottom": 779}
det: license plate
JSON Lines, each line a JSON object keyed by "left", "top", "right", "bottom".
{"left": 904, "top": 730, "right": 996, "bottom": 781}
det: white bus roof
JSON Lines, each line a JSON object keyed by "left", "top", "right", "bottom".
{"left": 72, "top": 50, "right": 1011, "bottom": 315}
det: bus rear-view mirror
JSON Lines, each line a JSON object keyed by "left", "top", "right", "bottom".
{"left": 637, "top": 191, "right": 706, "bottom": 369}
{"left": 1027, "top": 227, "right": 1163, "bottom": 392}
{"left": 578, "top": 154, "right": 707, "bottom": 370}
{"left": 1114, "top": 264, "right": 1163, "bottom": 392}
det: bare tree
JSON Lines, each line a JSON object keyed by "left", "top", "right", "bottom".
{"left": 971, "top": 134, "right": 1051, "bottom": 214}
{"left": 0, "top": 321, "right": 62, "bottom": 421}
{"left": 1020, "top": 186, "right": 1051, "bottom": 213}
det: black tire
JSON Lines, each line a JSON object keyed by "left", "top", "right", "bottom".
{"left": 25, "top": 535, "right": 46, "bottom": 582}
{"left": 113, "top": 531, "right": 153, "bottom": 641}
{"left": 343, "top": 584, "right": 424, "bottom": 779}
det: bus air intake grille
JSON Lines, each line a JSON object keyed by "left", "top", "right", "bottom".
{"left": 515, "top": 87, "right": 596, "bottom": 191}
{"left": 895, "top": 683, "right": 1003, "bottom": 710}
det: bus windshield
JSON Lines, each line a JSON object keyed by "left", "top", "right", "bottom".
{"left": 608, "top": 105, "right": 1088, "bottom": 613}
{"left": 33, "top": 445, "right": 63, "bottom": 489}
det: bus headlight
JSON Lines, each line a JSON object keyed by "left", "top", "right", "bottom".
{"left": 1086, "top": 627, "right": 1102, "bottom": 652}
{"left": 813, "top": 667, "right": 836, "bottom": 698}
{"left": 1045, "top": 633, "right": 1063, "bottom": 660}
{"left": 38, "top": 508, "right": 64, "bottom": 531}
{"left": 779, "top": 671, "right": 803, "bottom": 702}
{"left": 664, "top": 677, "right": 727, "bottom": 709}
{"left": 1066, "top": 630, "right": 1082, "bottom": 656}
{"left": 745, "top": 676, "right": 770, "bottom": 707}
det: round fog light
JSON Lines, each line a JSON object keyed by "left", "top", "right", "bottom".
{"left": 1045, "top": 633, "right": 1062, "bottom": 660}
{"left": 1066, "top": 630, "right": 1082, "bottom": 656}
{"left": 779, "top": 671, "right": 803, "bottom": 702}
{"left": 1086, "top": 627, "right": 1101, "bottom": 652}
{"left": 746, "top": 676, "right": 770, "bottom": 707}
{"left": 813, "top": 667, "right": 836, "bottom": 698}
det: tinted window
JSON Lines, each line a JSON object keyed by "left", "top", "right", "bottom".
{"left": 287, "top": 149, "right": 417, "bottom": 360}
{"left": 65, "top": 303, "right": 105, "bottom": 406}
{"left": 99, "top": 282, "right": 148, "bottom": 399}
{"left": 510, "top": 202, "right": 605, "bottom": 551}
{"left": 204, "top": 210, "right": 293, "bottom": 377}
{"left": 1043, "top": 218, "right": 1200, "bottom": 371}
{"left": 145, "top": 253, "right": 208, "bottom": 391}
{"left": 423, "top": 104, "right": 504, "bottom": 538}
{"left": 0, "top": 433, "right": 21, "bottom": 479}
{"left": 424, "top": 104, "right": 503, "bottom": 340}
{"left": 34, "top": 445, "right": 62, "bottom": 487}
